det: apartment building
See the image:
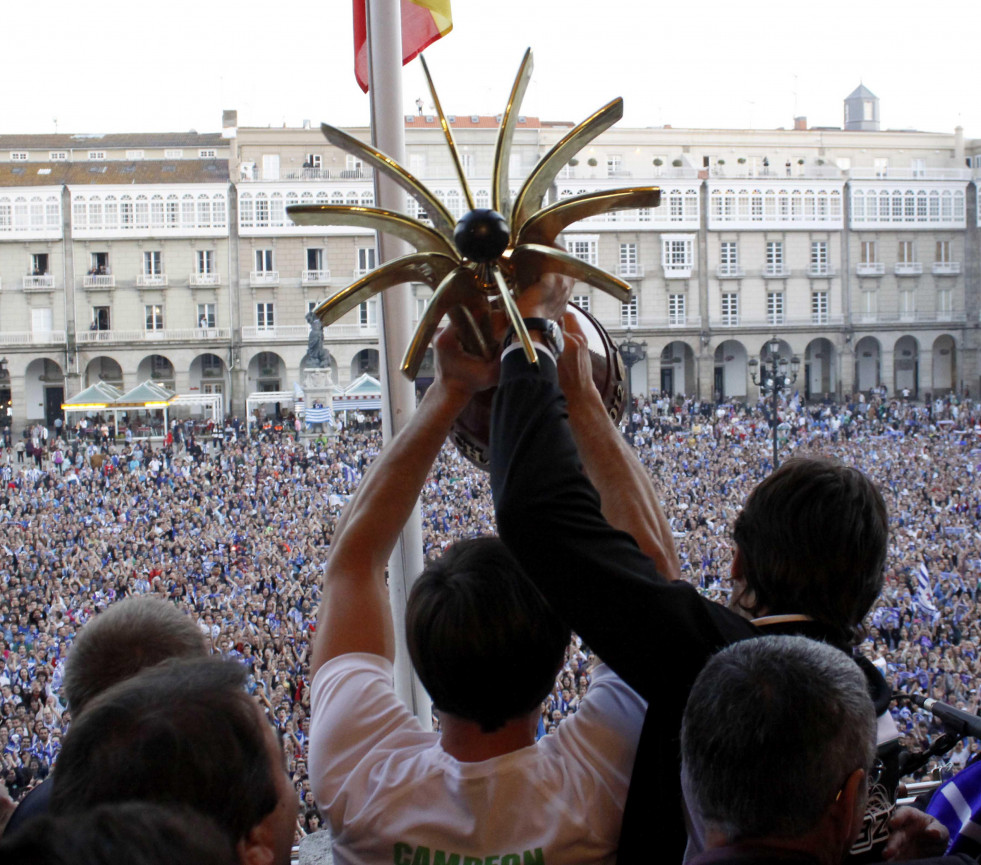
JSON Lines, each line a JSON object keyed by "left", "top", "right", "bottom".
{"left": 0, "top": 87, "right": 978, "bottom": 429}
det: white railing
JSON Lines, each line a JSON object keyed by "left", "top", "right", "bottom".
{"left": 616, "top": 264, "right": 645, "bottom": 279}
{"left": 709, "top": 165, "right": 843, "bottom": 179}
{"left": 894, "top": 262, "right": 923, "bottom": 276}
{"left": 932, "top": 262, "right": 961, "bottom": 275}
{"left": 276, "top": 166, "right": 375, "bottom": 181}
{"left": 353, "top": 268, "right": 375, "bottom": 279}
{"left": 250, "top": 271, "right": 280, "bottom": 286}
{"left": 137, "top": 274, "right": 168, "bottom": 287}
{"left": 663, "top": 264, "right": 693, "bottom": 279}
{"left": 807, "top": 266, "right": 836, "bottom": 278}
{"left": 242, "top": 325, "right": 308, "bottom": 340}
{"left": 716, "top": 265, "right": 745, "bottom": 279}
{"left": 190, "top": 272, "right": 221, "bottom": 286}
{"left": 83, "top": 274, "right": 116, "bottom": 289}
{"left": 0, "top": 330, "right": 66, "bottom": 345}
{"left": 849, "top": 167, "right": 972, "bottom": 180}
{"left": 23, "top": 274, "right": 55, "bottom": 290}
{"left": 856, "top": 262, "right": 885, "bottom": 276}
{"left": 302, "top": 270, "right": 331, "bottom": 284}
{"left": 762, "top": 266, "right": 790, "bottom": 278}
{"left": 77, "top": 328, "right": 230, "bottom": 343}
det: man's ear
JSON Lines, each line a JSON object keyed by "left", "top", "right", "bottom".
{"left": 236, "top": 821, "right": 275, "bottom": 865}
{"left": 827, "top": 767, "right": 867, "bottom": 855}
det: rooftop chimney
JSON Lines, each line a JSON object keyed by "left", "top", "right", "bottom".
{"left": 794, "top": 116, "right": 807, "bottom": 131}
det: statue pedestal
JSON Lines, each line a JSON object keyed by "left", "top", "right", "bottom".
{"left": 301, "top": 367, "right": 335, "bottom": 439}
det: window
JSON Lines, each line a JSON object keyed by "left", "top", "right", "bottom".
{"left": 721, "top": 292, "right": 738, "bottom": 326}
{"left": 10, "top": 152, "right": 28, "bottom": 161}
{"left": 255, "top": 249, "right": 274, "bottom": 272}
{"left": 197, "top": 250, "right": 214, "bottom": 274}
{"left": 720, "top": 241, "right": 739, "bottom": 276}
{"left": 199, "top": 149, "right": 217, "bottom": 158}
{"left": 31, "top": 253, "right": 49, "bottom": 275}
{"left": 145, "top": 304, "right": 164, "bottom": 331}
{"left": 90, "top": 252, "right": 109, "bottom": 274}
{"left": 357, "top": 247, "right": 376, "bottom": 275}
{"left": 568, "top": 238, "right": 598, "bottom": 266}
{"left": 937, "top": 288, "right": 953, "bottom": 318}
{"left": 765, "top": 241, "right": 784, "bottom": 276}
{"left": 307, "top": 248, "right": 324, "bottom": 270}
{"left": 88, "top": 151, "right": 106, "bottom": 160}
{"left": 409, "top": 153, "right": 426, "bottom": 176}
{"left": 607, "top": 154, "right": 622, "bottom": 176}
{"left": 143, "top": 251, "right": 162, "bottom": 275}
{"left": 359, "top": 299, "right": 378, "bottom": 328}
{"left": 898, "top": 240, "right": 914, "bottom": 263}
{"left": 49, "top": 151, "right": 67, "bottom": 161}
{"left": 767, "top": 291, "right": 784, "bottom": 325}
{"left": 256, "top": 303, "right": 275, "bottom": 331}
{"left": 662, "top": 236, "right": 694, "bottom": 277}
{"left": 936, "top": 240, "right": 952, "bottom": 263}
{"left": 461, "top": 153, "right": 475, "bottom": 178}
{"left": 620, "top": 296, "right": 638, "bottom": 327}
{"left": 874, "top": 157, "right": 888, "bottom": 178}
{"left": 197, "top": 303, "right": 216, "bottom": 328}
{"left": 811, "top": 291, "right": 829, "bottom": 324}
{"left": 861, "top": 288, "right": 877, "bottom": 319}
{"left": 165, "top": 149, "right": 183, "bottom": 159}
{"left": 572, "top": 294, "right": 590, "bottom": 314}
{"left": 32, "top": 307, "right": 53, "bottom": 335}
{"left": 619, "top": 243, "right": 639, "bottom": 277}
{"left": 668, "top": 293, "right": 686, "bottom": 326}
{"left": 899, "top": 289, "right": 916, "bottom": 318}
{"left": 810, "top": 241, "right": 829, "bottom": 276}
{"left": 859, "top": 241, "right": 877, "bottom": 264}
{"left": 92, "top": 306, "right": 110, "bottom": 331}
{"left": 126, "top": 150, "right": 144, "bottom": 160}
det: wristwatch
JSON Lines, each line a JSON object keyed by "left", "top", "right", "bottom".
{"left": 502, "top": 317, "right": 564, "bottom": 356}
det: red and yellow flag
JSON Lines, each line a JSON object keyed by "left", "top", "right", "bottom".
{"left": 353, "top": 0, "right": 453, "bottom": 93}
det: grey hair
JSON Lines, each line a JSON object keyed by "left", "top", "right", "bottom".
{"left": 63, "top": 596, "right": 208, "bottom": 713}
{"left": 681, "top": 635, "right": 876, "bottom": 843}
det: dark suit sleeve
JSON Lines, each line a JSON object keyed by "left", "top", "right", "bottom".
{"left": 490, "top": 348, "right": 737, "bottom": 702}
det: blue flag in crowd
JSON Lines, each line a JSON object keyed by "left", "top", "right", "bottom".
{"left": 915, "top": 561, "right": 941, "bottom": 624}
{"left": 927, "top": 760, "right": 981, "bottom": 857}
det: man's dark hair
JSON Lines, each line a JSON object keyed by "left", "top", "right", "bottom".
{"left": 0, "top": 802, "right": 236, "bottom": 865}
{"left": 406, "top": 537, "right": 570, "bottom": 733}
{"left": 681, "top": 635, "right": 876, "bottom": 844}
{"left": 62, "top": 596, "right": 208, "bottom": 714}
{"left": 732, "top": 457, "right": 887, "bottom": 646}
{"left": 50, "top": 657, "right": 280, "bottom": 844}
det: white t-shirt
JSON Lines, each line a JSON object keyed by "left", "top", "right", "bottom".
{"left": 309, "top": 654, "right": 646, "bottom": 865}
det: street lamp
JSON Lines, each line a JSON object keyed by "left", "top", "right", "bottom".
{"left": 618, "top": 333, "right": 647, "bottom": 429}
{"left": 748, "top": 337, "right": 800, "bottom": 469}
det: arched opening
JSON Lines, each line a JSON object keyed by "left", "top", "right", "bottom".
{"left": 26, "top": 357, "right": 65, "bottom": 426}
{"left": 85, "top": 356, "right": 123, "bottom": 389}
{"left": 853, "top": 337, "right": 881, "bottom": 394}
{"left": 804, "top": 338, "right": 836, "bottom": 400}
{"left": 350, "top": 349, "right": 380, "bottom": 379}
{"left": 932, "top": 335, "right": 956, "bottom": 396}
{"left": 713, "top": 340, "right": 748, "bottom": 401}
{"left": 894, "top": 335, "right": 919, "bottom": 398}
{"left": 137, "top": 354, "right": 175, "bottom": 390}
{"left": 248, "top": 351, "right": 285, "bottom": 393}
{"left": 659, "top": 341, "right": 695, "bottom": 397}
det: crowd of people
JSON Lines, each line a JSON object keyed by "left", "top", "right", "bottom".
{"left": 1, "top": 387, "right": 980, "bottom": 837}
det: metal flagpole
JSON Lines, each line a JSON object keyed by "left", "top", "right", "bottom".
{"left": 364, "top": 0, "right": 432, "bottom": 727}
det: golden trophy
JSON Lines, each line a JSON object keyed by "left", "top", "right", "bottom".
{"left": 288, "top": 48, "right": 660, "bottom": 466}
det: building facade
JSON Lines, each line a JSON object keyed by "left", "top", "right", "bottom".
{"left": 1, "top": 91, "right": 979, "bottom": 429}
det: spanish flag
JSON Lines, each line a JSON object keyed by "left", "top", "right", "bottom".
{"left": 353, "top": 0, "right": 453, "bottom": 93}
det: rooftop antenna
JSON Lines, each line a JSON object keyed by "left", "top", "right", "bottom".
{"left": 53, "top": 117, "right": 58, "bottom": 133}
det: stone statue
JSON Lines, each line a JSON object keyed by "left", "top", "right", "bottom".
{"left": 301, "top": 311, "right": 332, "bottom": 370}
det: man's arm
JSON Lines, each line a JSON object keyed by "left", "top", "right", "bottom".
{"left": 558, "top": 312, "right": 681, "bottom": 581}
{"left": 310, "top": 326, "right": 497, "bottom": 678}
